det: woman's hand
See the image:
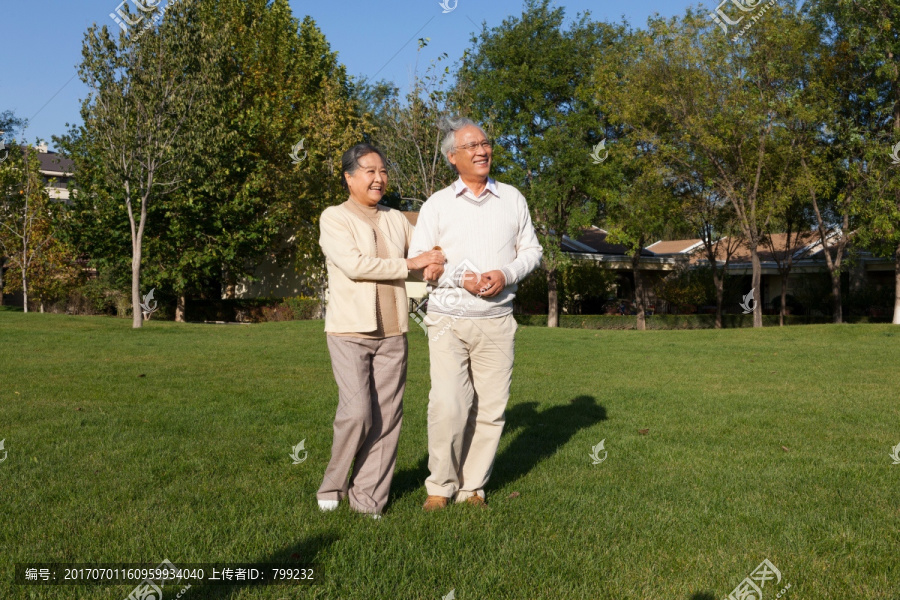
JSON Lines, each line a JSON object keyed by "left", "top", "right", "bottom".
{"left": 423, "top": 264, "right": 444, "bottom": 282}
{"left": 406, "top": 250, "right": 445, "bottom": 271}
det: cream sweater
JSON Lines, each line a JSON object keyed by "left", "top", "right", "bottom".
{"left": 408, "top": 178, "right": 543, "bottom": 318}
{"left": 319, "top": 201, "right": 413, "bottom": 334}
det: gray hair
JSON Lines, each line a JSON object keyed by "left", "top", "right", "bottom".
{"left": 440, "top": 116, "right": 487, "bottom": 170}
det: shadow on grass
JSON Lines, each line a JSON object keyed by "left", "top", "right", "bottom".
{"left": 390, "top": 395, "right": 607, "bottom": 504}
{"left": 490, "top": 395, "right": 607, "bottom": 490}
{"left": 689, "top": 592, "right": 717, "bottom": 600}
{"left": 180, "top": 532, "right": 337, "bottom": 599}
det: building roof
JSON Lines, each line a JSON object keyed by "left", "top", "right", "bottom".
{"left": 692, "top": 231, "right": 827, "bottom": 264}
{"left": 645, "top": 239, "right": 704, "bottom": 255}
{"left": 17, "top": 145, "right": 74, "bottom": 175}
{"left": 563, "top": 226, "right": 655, "bottom": 257}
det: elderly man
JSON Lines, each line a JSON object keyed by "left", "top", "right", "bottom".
{"left": 408, "top": 117, "right": 543, "bottom": 511}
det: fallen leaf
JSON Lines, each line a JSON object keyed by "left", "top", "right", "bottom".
{"left": 138, "top": 374, "right": 146, "bottom": 378}
{"left": 508, "top": 492, "right": 520, "bottom": 499}
{"left": 14, "top": 391, "right": 19, "bottom": 395}
{"left": 75, "top": 407, "right": 83, "bottom": 411}
{"left": 638, "top": 429, "right": 649, "bottom": 435}
{"left": 782, "top": 446, "right": 790, "bottom": 452}
{"left": 770, "top": 371, "right": 777, "bottom": 374}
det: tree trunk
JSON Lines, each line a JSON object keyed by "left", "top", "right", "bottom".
{"left": 831, "top": 271, "right": 843, "bottom": 324}
{"left": 547, "top": 267, "right": 559, "bottom": 328}
{"left": 0, "top": 259, "right": 4, "bottom": 306}
{"left": 713, "top": 271, "right": 724, "bottom": 329}
{"left": 893, "top": 243, "right": 900, "bottom": 325}
{"left": 632, "top": 252, "right": 646, "bottom": 331}
{"left": 750, "top": 245, "right": 762, "bottom": 328}
{"left": 176, "top": 294, "right": 186, "bottom": 322}
{"left": 21, "top": 256, "right": 28, "bottom": 313}
{"left": 131, "top": 241, "right": 143, "bottom": 329}
{"left": 779, "top": 278, "right": 787, "bottom": 327}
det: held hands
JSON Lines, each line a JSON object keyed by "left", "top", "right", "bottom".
{"left": 461, "top": 269, "right": 506, "bottom": 298}
{"left": 423, "top": 263, "right": 444, "bottom": 282}
{"left": 407, "top": 250, "right": 445, "bottom": 272}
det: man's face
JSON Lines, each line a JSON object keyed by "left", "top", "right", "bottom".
{"left": 448, "top": 125, "right": 491, "bottom": 180}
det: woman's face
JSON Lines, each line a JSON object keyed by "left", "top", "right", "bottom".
{"left": 345, "top": 153, "right": 388, "bottom": 207}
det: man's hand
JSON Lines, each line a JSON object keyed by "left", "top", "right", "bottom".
{"left": 423, "top": 263, "right": 444, "bottom": 282}
{"left": 461, "top": 271, "right": 484, "bottom": 296}
{"left": 407, "top": 250, "right": 445, "bottom": 271}
{"left": 477, "top": 270, "right": 506, "bottom": 298}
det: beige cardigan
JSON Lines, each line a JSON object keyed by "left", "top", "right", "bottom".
{"left": 319, "top": 202, "right": 413, "bottom": 334}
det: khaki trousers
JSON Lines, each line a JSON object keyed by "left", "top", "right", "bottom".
{"left": 317, "top": 334, "right": 407, "bottom": 514}
{"left": 424, "top": 314, "right": 517, "bottom": 500}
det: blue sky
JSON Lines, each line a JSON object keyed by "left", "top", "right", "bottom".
{"left": 0, "top": 0, "right": 697, "bottom": 150}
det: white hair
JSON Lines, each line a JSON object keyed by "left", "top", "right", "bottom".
{"left": 439, "top": 116, "right": 487, "bottom": 170}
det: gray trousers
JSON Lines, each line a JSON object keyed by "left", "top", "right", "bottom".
{"left": 317, "top": 334, "right": 407, "bottom": 514}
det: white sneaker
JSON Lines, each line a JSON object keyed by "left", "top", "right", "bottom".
{"left": 318, "top": 499, "right": 339, "bottom": 512}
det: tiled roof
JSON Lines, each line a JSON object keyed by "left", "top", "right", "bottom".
{"left": 646, "top": 239, "right": 703, "bottom": 255}
{"left": 17, "top": 146, "right": 74, "bottom": 175}
{"left": 693, "top": 232, "right": 825, "bottom": 263}
{"left": 565, "top": 226, "right": 655, "bottom": 256}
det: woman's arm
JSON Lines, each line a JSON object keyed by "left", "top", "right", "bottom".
{"left": 319, "top": 209, "right": 408, "bottom": 281}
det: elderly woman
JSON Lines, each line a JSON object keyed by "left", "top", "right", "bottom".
{"left": 316, "top": 143, "right": 444, "bottom": 518}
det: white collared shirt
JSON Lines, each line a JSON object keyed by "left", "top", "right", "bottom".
{"left": 451, "top": 177, "right": 500, "bottom": 205}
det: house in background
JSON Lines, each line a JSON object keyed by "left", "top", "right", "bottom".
{"left": 33, "top": 143, "right": 75, "bottom": 201}
{"left": 561, "top": 226, "right": 895, "bottom": 316}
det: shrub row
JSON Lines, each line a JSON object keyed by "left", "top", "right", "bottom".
{"left": 514, "top": 314, "right": 892, "bottom": 329}
{"left": 187, "top": 296, "right": 322, "bottom": 323}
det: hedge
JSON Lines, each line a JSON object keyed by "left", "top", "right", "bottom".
{"left": 187, "top": 296, "right": 322, "bottom": 323}
{"left": 513, "top": 314, "right": 892, "bottom": 330}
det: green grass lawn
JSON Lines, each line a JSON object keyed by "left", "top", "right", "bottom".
{"left": 1, "top": 307, "right": 898, "bottom": 599}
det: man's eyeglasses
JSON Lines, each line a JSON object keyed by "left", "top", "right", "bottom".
{"left": 454, "top": 140, "right": 493, "bottom": 153}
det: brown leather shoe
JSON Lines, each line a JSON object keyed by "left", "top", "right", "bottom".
{"left": 422, "top": 495, "right": 449, "bottom": 512}
{"left": 465, "top": 494, "right": 488, "bottom": 508}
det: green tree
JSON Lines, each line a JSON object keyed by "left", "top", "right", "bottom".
{"left": 0, "top": 110, "right": 28, "bottom": 304}
{"left": 0, "top": 145, "right": 69, "bottom": 312}
{"left": 457, "top": 0, "right": 620, "bottom": 327}
{"left": 70, "top": 5, "right": 216, "bottom": 328}
{"left": 358, "top": 40, "right": 459, "bottom": 209}
{"left": 600, "top": 9, "right": 808, "bottom": 328}
{"left": 811, "top": 0, "right": 900, "bottom": 324}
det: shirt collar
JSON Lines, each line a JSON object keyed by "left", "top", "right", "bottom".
{"left": 452, "top": 177, "right": 499, "bottom": 201}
